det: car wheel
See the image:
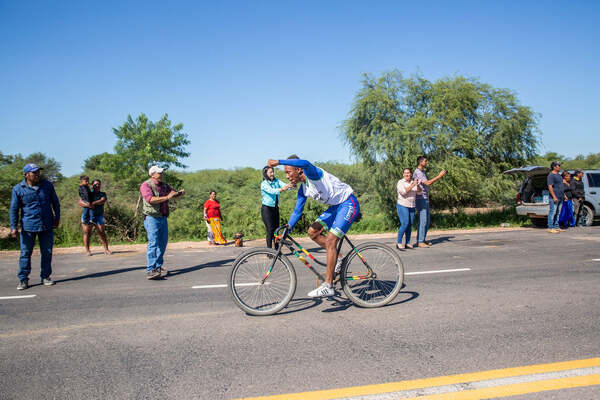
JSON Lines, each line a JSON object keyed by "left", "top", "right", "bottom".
{"left": 581, "top": 205, "right": 594, "bottom": 226}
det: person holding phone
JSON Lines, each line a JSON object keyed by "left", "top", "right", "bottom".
{"left": 396, "top": 168, "right": 420, "bottom": 250}
{"left": 413, "top": 155, "right": 446, "bottom": 247}
{"left": 139, "top": 165, "right": 185, "bottom": 279}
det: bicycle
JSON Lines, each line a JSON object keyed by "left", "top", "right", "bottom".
{"left": 229, "top": 225, "right": 404, "bottom": 315}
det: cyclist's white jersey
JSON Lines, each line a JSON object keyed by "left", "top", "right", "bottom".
{"left": 301, "top": 168, "right": 353, "bottom": 205}
{"left": 278, "top": 158, "right": 353, "bottom": 205}
{"left": 278, "top": 158, "right": 355, "bottom": 230}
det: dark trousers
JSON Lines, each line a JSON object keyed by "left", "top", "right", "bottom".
{"left": 573, "top": 198, "right": 583, "bottom": 225}
{"left": 19, "top": 229, "right": 54, "bottom": 281}
{"left": 261, "top": 205, "right": 280, "bottom": 249}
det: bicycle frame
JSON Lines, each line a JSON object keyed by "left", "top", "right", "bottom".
{"left": 260, "top": 227, "right": 374, "bottom": 285}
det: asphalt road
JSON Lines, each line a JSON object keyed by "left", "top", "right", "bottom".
{"left": 1, "top": 227, "right": 599, "bottom": 400}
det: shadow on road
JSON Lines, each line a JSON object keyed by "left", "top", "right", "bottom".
{"left": 321, "top": 284, "right": 419, "bottom": 313}
{"left": 101, "top": 250, "right": 137, "bottom": 256}
{"left": 168, "top": 258, "right": 236, "bottom": 276}
{"left": 275, "top": 298, "right": 324, "bottom": 316}
{"left": 54, "top": 258, "right": 235, "bottom": 283}
{"left": 54, "top": 266, "right": 147, "bottom": 283}
{"left": 428, "top": 236, "right": 454, "bottom": 245}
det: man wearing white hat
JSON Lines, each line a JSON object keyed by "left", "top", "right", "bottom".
{"left": 139, "top": 166, "right": 185, "bottom": 279}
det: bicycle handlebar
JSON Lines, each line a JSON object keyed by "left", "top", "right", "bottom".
{"left": 274, "top": 225, "right": 289, "bottom": 239}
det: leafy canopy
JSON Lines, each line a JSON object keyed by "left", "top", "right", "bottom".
{"left": 342, "top": 71, "right": 540, "bottom": 215}
{"left": 107, "top": 113, "right": 190, "bottom": 188}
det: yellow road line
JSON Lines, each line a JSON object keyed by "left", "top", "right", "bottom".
{"left": 236, "top": 358, "right": 600, "bottom": 400}
{"left": 401, "top": 374, "right": 600, "bottom": 400}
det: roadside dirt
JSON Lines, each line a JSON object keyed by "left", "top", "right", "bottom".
{"left": 0, "top": 226, "right": 530, "bottom": 258}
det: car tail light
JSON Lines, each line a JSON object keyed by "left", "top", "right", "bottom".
{"left": 516, "top": 193, "right": 521, "bottom": 205}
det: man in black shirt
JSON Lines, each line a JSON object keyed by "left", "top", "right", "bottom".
{"left": 571, "top": 170, "right": 585, "bottom": 226}
{"left": 546, "top": 161, "right": 564, "bottom": 233}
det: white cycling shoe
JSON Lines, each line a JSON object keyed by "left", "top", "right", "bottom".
{"left": 308, "top": 282, "right": 335, "bottom": 298}
{"left": 334, "top": 258, "right": 343, "bottom": 274}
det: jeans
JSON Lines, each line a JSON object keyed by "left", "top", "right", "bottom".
{"left": 396, "top": 204, "right": 415, "bottom": 245}
{"left": 144, "top": 216, "right": 169, "bottom": 272}
{"left": 547, "top": 199, "right": 563, "bottom": 229}
{"left": 19, "top": 229, "right": 54, "bottom": 281}
{"left": 81, "top": 207, "right": 92, "bottom": 224}
{"left": 415, "top": 197, "right": 430, "bottom": 243}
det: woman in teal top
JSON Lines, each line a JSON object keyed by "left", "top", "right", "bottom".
{"left": 261, "top": 166, "right": 291, "bottom": 248}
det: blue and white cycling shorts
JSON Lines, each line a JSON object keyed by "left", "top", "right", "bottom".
{"left": 316, "top": 194, "right": 360, "bottom": 238}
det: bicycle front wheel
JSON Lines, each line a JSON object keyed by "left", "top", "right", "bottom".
{"left": 229, "top": 248, "right": 297, "bottom": 316}
{"left": 341, "top": 241, "right": 404, "bottom": 308}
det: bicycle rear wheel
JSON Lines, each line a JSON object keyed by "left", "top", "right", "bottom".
{"left": 341, "top": 241, "right": 404, "bottom": 308}
{"left": 229, "top": 248, "right": 296, "bottom": 316}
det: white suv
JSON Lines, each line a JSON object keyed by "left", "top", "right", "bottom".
{"left": 503, "top": 166, "right": 600, "bottom": 227}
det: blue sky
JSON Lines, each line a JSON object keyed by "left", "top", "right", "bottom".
{"left": 1, "top": 0, "right": 598, "bottom": 176}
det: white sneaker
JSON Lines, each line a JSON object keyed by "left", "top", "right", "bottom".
{"left": 308, "top": 282, "right": 335, "bottom": 298}
{"left": 334, "top": 258, "right": 343, "bottom": 274}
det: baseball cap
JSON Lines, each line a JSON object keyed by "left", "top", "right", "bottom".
{"left": 148, "top": 165, "right": 165, "bottom": 176}
{"left": 23, "top": 163, "right": 42, "bottom": 174}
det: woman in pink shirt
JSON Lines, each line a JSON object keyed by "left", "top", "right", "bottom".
{"left": 396, "top": 168, "right": 420, "bottom": 250}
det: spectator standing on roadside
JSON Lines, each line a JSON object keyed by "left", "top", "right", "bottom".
{"left": 546, "top": 161, "right": 564, "bottom": 233}
{"left": 204, "top": 190, "right": 227, "bottom": 245}
{"left": 261, "top": 166, "right": 292, "bottom": 249}
{"left": 559, "top": 171, "right": 575, "bottom": 229}
{"left": 396, "top": 168, "right": 419, "bottom": 250}
{"left": 79, "top": 175, "right": 95, "bottom": 256}
{"left": 78, "top": 176, "right": 94, "bottom": 255}
{"left": 413, "top": 155, "right": 446, "bottom": 248}
{"left": 80, "top": 179, "right": 111, "bottom": 255}
{"left": 9, "top": 163, "right": 60, "bottom": 290}
{"left": 140, "top": 166, "right": 184, "bottom": 280}
{"left": 571, "top": 170, "right": 585, "bottom": 226}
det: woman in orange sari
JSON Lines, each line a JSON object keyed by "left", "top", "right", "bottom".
{"left": 203, "top": 190, "right": 227, "bottom": 245}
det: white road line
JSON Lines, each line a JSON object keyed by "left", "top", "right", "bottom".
{"left": 192, "top": 284, "right": 227, "bottom": 289}
{"left": 0, "top": 295, "right": 37, "bottom": 300}
{"left": 192, "top": 282, "right": 271, "bottom": 289}
{"left": 192, "top": 269, "right": 471, "bottom": 289}
{"left": 406, "top": 268, "right": 471, "bottom": 275}
{"left": 592, "top": 259, "right": 600, "bottom": 261}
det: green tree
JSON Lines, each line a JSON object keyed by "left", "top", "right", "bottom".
{"left": 342, "top": 71, "right": 540, "bottom": 217}
{"left": 534, "top": 152, "right": 600, "bottom": 170}
{"left": 0, "top": 152, "right": 63, "bottom": 226}
{"left": 110, "top": 113, "right": 190, "bottom": 188}
{"left": 82, "top": 152, "right": 117, "bottom": 172}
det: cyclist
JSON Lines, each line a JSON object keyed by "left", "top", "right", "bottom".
{"left": 267, "top": 155, "right": 360, "bottom": 297}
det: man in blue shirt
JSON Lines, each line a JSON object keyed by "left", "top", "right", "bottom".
{"left": 9, "top": 163, "right": 61, "bottom": 290}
